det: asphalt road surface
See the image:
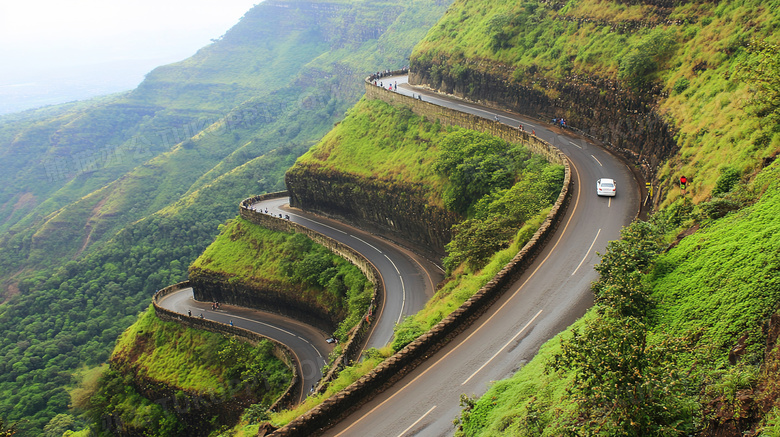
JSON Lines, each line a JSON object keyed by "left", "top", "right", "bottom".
{"left": 319, "top": 76, "right": 640, "bottom": 436}
{"left": 249, "top": 197, "right": 444, "bottom": 351}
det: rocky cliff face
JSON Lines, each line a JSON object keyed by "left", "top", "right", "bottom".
{"left": 188, "top": 268, "right": 344, "bottom": 334}
{"left": 410, "top": 56, "right": 676, "bottom": 181}
{"left": 285, "top": 164, "right": 460, "bottom": 258}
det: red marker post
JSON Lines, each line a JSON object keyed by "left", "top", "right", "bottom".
{"left": 680, "top": 176, "right": 687, "bottom": 195}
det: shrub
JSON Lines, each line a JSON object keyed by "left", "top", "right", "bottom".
{"left": 712, "top": 165, "right": 742, "bottom": 197}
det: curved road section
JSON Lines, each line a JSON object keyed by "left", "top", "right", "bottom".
{"left": 319, "top": 77, "right": 640, "bottom": 435}
{"left": 249, "top": 197, "right": 444, "bottom": 351}
{"left": 158, "top": 193, "right": 444, "bottom": 401}
{"left": 157, "top": 288, "right": 331, "bottom": 403}
{"left": 160, "top": 73, "right": 638, "bottom": 433}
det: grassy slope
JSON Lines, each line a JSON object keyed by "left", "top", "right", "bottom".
{"left": 411, "top": 0, "right": 780, "bottom": 206}
{"left": 292, "top": 98, "right": 449, "bottom": 203}
{"left": 89, "top": 306, "right": 292, "bottom": 435}
{"left": 111, "top": 306, "right": 291, "bottom": 396}
{"left": 402, "top": 0, "right": 780, "bottom": 433}
{"left": 0, "top": 0, "right": 453, "bottom": 434}
{"left": 457, "top": 154, "right": 780, "bottom": 436}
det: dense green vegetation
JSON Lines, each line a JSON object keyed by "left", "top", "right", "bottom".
{"left": 434, "top": 130, "right": 563, "bottom": 271}
{"left": 456, "top": 157, "right": 780, "bottom": 435}
{"left": 85, "top": 307, "right": 292, "bottom": 436}
{"left": 191, "top": 218, "right": 372, "bottom": 341}
{"left": 290, "top": 98, "right": 564, "bottom": 351}
{"left": 411, "top": 0, "right": 780, "bottom": 206}
{"left": 267, "top": 94, "right": 563, "bottom": 423}
{"left": 0, "top": 0, "right": 452, "bottom": 434}
{"left": 293, "top": 98, "right": 450, "bottom": 205}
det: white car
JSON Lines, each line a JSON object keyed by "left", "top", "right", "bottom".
{"left": 597, "top": 178, "right": 617, "bottom": 197}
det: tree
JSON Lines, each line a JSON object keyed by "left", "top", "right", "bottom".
{"left": 0, "top": 417, "right": 18, "bottom": 437}
{"left": 550, "top": 311, "right": 692, "bottom": 436}
{"left": 444, "top": 216, "right": 516, "bottom": 271}
{"left": 548, "top": 219, "right": 695, "bottom": 436}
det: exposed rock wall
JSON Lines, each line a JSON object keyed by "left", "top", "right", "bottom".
{"left": 409, "top": 58, "right": 676, "bottom": 180}
{"left": 285, "top": 169, "right": 458, "bottom": 259}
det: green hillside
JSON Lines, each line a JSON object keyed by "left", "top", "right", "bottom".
{"left": 88, "top": 307, "right": 292, "bottom": 436}
{"left": 410, "top": 0, "right": 780, "bottom": 206}
{"left": 457, "top": 159, "right": 780, "bottom": 436}
{"left": 397, "top": 0, "right": 780, "bottom": 434}
{"left": 4, "top": 0, "right": 779, "bottom": 433}
{"left": 0, "top": 0, "right": 452, "bottom": 434}
{"left": 189, "top": 218, "right": 372, "bottom": 342}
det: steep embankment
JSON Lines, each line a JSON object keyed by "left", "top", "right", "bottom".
{"left": 188, "top": 217, "right": 372, "bottom": 338}
{"left": 0, "top": 0, "right": 452, "bottom": 434}
{"left": 90, "top": 307, "right": 293, "bottom": 436}
{"left": 456, "top": 159, "right": 780, "bottom": 436}
{"left": 286, "top": 98, "right": 458, "bottom": 256}
{"left": 409, "top": 0, "right": 780, "bottom": 206}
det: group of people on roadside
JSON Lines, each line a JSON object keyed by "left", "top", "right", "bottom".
{"left": 372, "top": 79, "right": 398, "bottom": 92}
{"left": 256, "top": 206, "right": 290, "bottom": 220}
{"left": 187, "top": 304, "right": 232, "bottom": 326}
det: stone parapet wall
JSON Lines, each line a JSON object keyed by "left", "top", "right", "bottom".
{"left": 365, "top": 76, "right": 567, "bottom": 168}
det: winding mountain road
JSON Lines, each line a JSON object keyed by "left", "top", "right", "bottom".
{"left": 158, "top": 192, "right": 444, "bottom": 402}
{"left": 318, "top": 76, "right": 640, "bottom": 435}
{"left": 161, "top": 73, "right": 639, "bottom": 434}
{"left": 249, "top": 197, "right": 444, "bottom": 352}
{"left": 157, "top": 288, "right": 332, "bottom": 402}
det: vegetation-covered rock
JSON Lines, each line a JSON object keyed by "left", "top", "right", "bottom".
{"left": 87, "top": 307, "right": 292, "bottom": 436}
{"left": 189, "top": 218, "right": 372, "bottom": 340}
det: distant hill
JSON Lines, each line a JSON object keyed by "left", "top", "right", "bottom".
{"left": 0, "top": 0, "right": 451, "bottom": 434}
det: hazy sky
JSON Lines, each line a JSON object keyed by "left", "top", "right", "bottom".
{"left": 0, "top": 0, "right": 259, "bottom": 112}
{"left": 0, "top": 0, "right": 259, "bottom": 77}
